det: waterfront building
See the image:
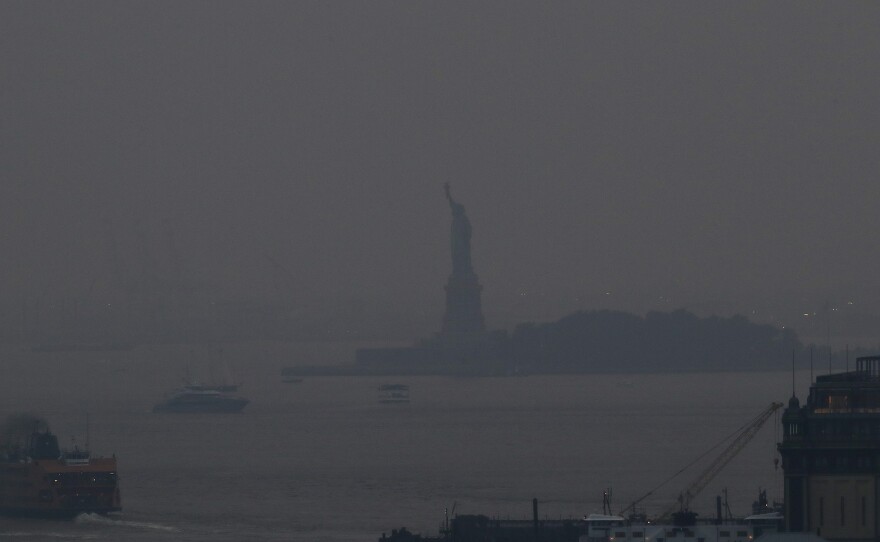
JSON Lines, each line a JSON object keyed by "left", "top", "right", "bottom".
{"left": 779, "top": 355, "right": 880, "bottom": 541}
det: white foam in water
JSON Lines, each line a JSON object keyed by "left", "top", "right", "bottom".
{"left": 75, "top": 513, "right": 181, "bottom": 533}
{"left": 0, "top": 534, "right": 98, "bottom": 539}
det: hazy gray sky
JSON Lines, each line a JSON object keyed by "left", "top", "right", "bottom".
{"left": 2, "top": 2, "right": 879, "bottom": 340}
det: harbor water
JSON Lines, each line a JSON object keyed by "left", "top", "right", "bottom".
{"left": 0, "top": 342, "right": 815, "bottom": 541}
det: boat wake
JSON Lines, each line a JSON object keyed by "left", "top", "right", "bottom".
{"left": 74, "top": 513, "right": 181, "bottom": 532}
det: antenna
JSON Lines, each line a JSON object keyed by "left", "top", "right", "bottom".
{"left": 85, "top": 412, "right": 90, "bottom": 452}
{"left": 846, "top": 344, "right": 849, "bottom": 373}
{"left": 826, "top": 300, "right": 832, "bottom": 375}
{"left": 810, "top": 345, "right": 814, "bottom": 383}
{"left": 603, "top": 488, "right": 613, "bottom": 515}
{"left": 791, "top": 350, "right": 796, "bottom": 399}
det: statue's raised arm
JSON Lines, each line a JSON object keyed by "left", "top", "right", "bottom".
{"left": 444, "top": 183, "right": 465, "bottom": 216}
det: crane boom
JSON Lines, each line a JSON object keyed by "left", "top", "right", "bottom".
{"left": 659, "top": 401, "right": 784, "bottom": 520}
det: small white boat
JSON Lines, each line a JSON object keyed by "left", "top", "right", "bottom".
{"left": 378, "top": 384, "right": 410, "bottom": 404}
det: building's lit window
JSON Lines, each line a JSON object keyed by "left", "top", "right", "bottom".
{"left": 830, "top": 395, "right": 849, "bottom": 410}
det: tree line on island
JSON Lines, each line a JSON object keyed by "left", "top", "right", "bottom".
{"left": 505, "top": 309, "right": 804, "bottom": 373}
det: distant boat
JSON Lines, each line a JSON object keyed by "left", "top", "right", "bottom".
{"left": 153, "top": 383, "right": 249, "bottom": 413}
{"left": 282, "top": 375, "right": 304, "bottom": 384}
{"left": 378, "top": 384, "right": 409, "bottom": 404}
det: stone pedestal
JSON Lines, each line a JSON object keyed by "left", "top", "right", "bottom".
{"left": 440, "top": 271, "right": 485, "bottom": 336}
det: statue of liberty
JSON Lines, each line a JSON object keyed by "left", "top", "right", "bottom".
{"left": 444, "top": 183, "right": 474, "bottom": 276}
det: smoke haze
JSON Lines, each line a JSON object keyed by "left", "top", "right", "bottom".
{"left": 2, "top": 3, "right": 879, "bottom": 345}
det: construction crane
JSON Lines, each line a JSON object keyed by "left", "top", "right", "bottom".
{"left": 657, "top": 401, "right": 784, "bottom": 521}
{"left": 619, "top": 402, "right": 783, "bottom": 521}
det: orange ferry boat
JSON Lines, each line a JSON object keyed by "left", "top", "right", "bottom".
{"left": 0, "top": 429, "right": 121, "bottom": 518}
